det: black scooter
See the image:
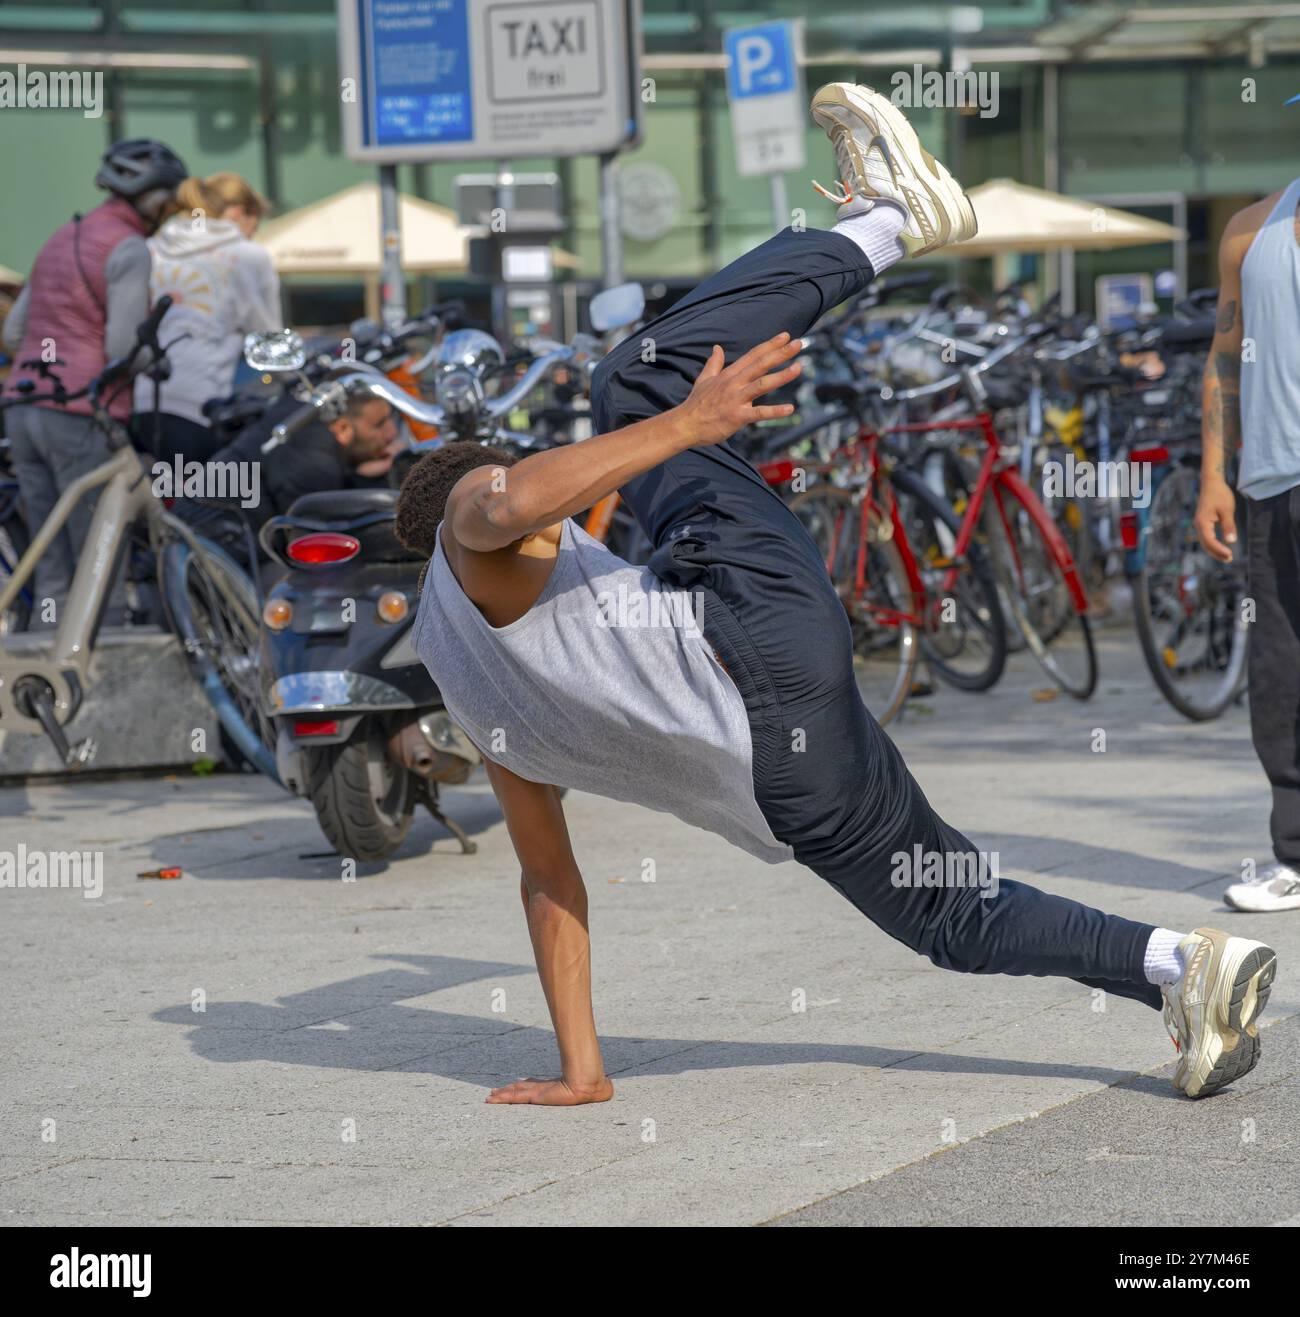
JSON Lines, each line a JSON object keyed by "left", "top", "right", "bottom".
{"left": 246, "top": 284, "right": 647, "bottom": 863}
{"left": 258, "top": 492, "right": 480, "bottom": 862}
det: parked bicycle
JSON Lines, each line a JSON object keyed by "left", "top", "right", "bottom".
{"left": 0, "top": 298, "right": 273, "bottom": 774}
{"left": 754, "top": 314, "right": 1096, "bottom": 722}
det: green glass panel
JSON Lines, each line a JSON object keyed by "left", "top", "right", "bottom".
{"left": 0, "top": 109, "right": 108, "bottom": 272}
{"left": 118, "top": 70, "right": 263, "bottom": 183}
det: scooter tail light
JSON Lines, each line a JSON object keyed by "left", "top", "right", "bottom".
{"left": 294, "top": 718, "right": 339, "bottom": 737}
{"left": 287, "top": 533, "right": 360, "bottom": 565}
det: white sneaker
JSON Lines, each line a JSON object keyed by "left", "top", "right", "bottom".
{"left": 1224, "top": 861, "right": 1300, "bottom": 913}
{"left": 1160, "top": 927, "right": 1277, "bottom": 1099}
{"left": 809, "top": 82, "right": 978, "bottom": 258}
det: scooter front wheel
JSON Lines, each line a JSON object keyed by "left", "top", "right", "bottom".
{"left": 303, "top": 721, "right": 415, "bottom": 862}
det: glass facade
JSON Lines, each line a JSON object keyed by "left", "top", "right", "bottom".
{"left": 3, "top": 2, "right": 1299, "bottom": 309}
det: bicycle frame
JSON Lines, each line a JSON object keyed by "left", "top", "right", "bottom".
{"left": 760, "top": 408, "right": 1088, "bottom": 632}
{"left": 0, "top": 442, "right": 246, "bottom": 754}
{"left": 584, "top": 491, "right": 621, "bottom": 543}
{"left": 834, "top": 438, "right": 925, "bottom": 630}
{"left": 759, "top": 438, "right": 925, "bottom": 632}
{"left": 891, "top": 412, "right": 1089, "bottom": 616}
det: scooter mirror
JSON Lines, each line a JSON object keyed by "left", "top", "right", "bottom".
{"left": 589, "top": 282, "right": 645, "bottom": 334}
{"left": 244, "top": 330, "right": 308, "bottom": 372}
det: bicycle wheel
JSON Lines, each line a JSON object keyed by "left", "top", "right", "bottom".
{"left": 891, "top": 466, "right": 1007, "bottom": 692}
{"left": 920, "top": 443, "right": 1030, "bottom": 656}
{"left": 162, "top": 535, "right": 279, "bottom": 780}
{"left": 1131, "top": 463, "right": 1248, "bottom": 720}
{"left": 787, "top": 484, "right": 918, "bottom": 725}
{"left": 987, "top": 478, "right": 1098, "bottom": 699}
{"left": 1038, "top": 442, "right": 1106, "bottom": 601}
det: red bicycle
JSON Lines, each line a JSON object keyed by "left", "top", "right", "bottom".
{"left": 756, "top": 340, "right": 1097, "bottom": 723}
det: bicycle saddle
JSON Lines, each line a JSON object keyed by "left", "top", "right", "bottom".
{"left": 814, "top": 379, "right": 884, "bottom": 406}
{"left": 1157, "top": 317, "right": 1216, "bottom": 348}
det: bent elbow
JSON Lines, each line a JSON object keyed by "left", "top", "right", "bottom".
{"left": 450, "top": 487, "right": 524, "bottom": 551}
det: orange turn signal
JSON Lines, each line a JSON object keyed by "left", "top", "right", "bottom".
{"left": 263, "top": 598, "right": 293, "bottom": 630}
{"left": 377, "top": 591, "right": 409, "bottom": 624}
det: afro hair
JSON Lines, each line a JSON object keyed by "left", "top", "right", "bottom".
{"left": 394, "top": 441, "right": 519, "bottom": 557}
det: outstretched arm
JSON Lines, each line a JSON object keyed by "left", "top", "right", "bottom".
{"left": 482, "top": 758, "right": 612, "bottom": 1106}
{"left": 446, "top": 332, "right": 804, "bottom": 553}
{"left": 1195, "top": 203, "right": 1259, "bottom": 563}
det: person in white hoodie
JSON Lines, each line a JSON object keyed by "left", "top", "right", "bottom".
{"left": 133, "top": 174, "right": 281, "bottom": 464}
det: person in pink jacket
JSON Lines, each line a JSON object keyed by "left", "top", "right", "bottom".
{"left": 3, "top": 139, "right": 187, "bottom": 621}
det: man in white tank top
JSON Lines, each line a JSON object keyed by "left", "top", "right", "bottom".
{"left": 1197, "top": 177, "right": 1300, "bottom": 913}
{"left": 398, "top": 85, "right": 1275, "bottom": 1107}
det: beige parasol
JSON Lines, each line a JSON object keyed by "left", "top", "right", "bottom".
{"left": 259, "top": 183, "right": 471, "bottom": 276}
{"left": 257, "top": 182, "right": 580, "bottom": 319}
{"left": 947, "top": 178, "right": 1185, "bottom": 257}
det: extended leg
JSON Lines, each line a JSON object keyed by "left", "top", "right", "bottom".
{"left": 593, "top": 224, "right": 876, "bottom": 438}
{"left": 763, "top": 674, "right": 1164, "bottom": 1009}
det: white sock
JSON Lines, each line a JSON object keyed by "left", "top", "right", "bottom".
{"left": 831, "top": 200, "right": 907, "bottom": 275}
{"left": 1143, "top": 928, "right": 1188, "bottom": 986}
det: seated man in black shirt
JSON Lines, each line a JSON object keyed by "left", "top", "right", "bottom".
{"left": 262, "top": 394, "right": 401, "bottom": 512}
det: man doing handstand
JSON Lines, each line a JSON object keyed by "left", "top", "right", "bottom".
{"left": 396, "top": 85, "right": 1276, "bottom": 1105}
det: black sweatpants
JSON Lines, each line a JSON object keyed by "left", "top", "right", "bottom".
{"left": 1245, "top": 487, "right": 1300, "bottom": 866}
{"left": 592, "top": 226, "right": 1162, "bottom": 1010}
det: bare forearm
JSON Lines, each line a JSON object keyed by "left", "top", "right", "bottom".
{"left": 450, "top": 332, "right": 803, "bottom": 551}
{"left": 1201, "top": 303, "right": 1242, "bottom": 484}
{"left": 454, "top": 409, "right": 693, "bottom": 551}
{"left": 523, "top": 881, "right": 605, "bottom": 1084}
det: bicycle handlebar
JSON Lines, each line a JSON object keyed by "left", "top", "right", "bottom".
{"left": 888, "top": 324, "right": 1050, "bottom": 405}
{"left": 92, "top": 294, "right": 175, "bottom": 397}
{"left": 0, "top": 380, "right": 89, "bottom": 410}
{"left": 485, "top": 347, "right": 578, "bottom": 418}
{"left": 135, "top": 295, "right": 173, "bottom": 356}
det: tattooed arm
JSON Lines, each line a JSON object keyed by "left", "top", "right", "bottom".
{"left": 1195, "top": 200, "right": 1267, "bottom": 563}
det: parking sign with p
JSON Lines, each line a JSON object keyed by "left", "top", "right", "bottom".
{"left": 724, "top": 20, "right": 806, "bottom": 177}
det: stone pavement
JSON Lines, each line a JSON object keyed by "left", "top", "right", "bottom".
{"left": 2, "top": 630, "right": 1295, "bottom": 1226}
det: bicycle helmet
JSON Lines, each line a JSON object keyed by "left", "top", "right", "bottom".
{"left": 94, "top": 139, "right": 188, "bottom": 199}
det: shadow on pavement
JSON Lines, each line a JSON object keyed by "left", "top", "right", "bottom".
{"left": 152, "top": 951, "right": 1187, "bottom": 1099}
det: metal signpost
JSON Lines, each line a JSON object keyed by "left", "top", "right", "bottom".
{"left": 337, "top": 0, "right": 643, "bottom": 332}
{"left": 723, "top": 20, "right": 806, "bottom": 234}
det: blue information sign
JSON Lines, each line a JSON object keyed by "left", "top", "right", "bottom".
{"left": 359, "top": 0, "right": 474, "bottom": 149}
{"left": 340, "top": 0, "right": 642, "bottom": 163}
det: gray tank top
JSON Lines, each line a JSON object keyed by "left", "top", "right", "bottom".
{"left": 414, "top": 518, "right": 793, "bottom": 866}
{"left": 1239, "top": 177, "right": 1300, "bottom": 500}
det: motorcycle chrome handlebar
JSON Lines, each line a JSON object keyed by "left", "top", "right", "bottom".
{"left": 263, "top": 345, "right": 583, "bottom": 454}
